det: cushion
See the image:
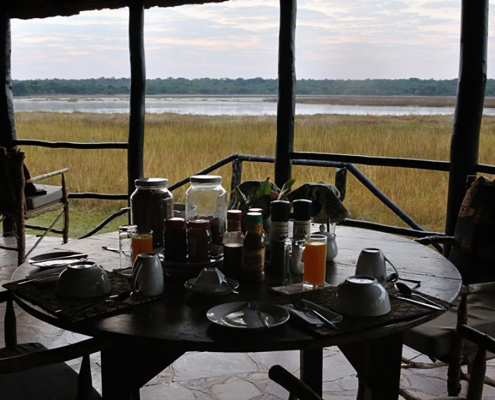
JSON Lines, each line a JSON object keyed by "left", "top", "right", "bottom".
{"left": 25, "top": 184, "right": 64, "bottom": 209}
{"left": 0, "top": 342, "right": 100, "bottom": 400}
{"left": 403, "top": 293, "right": 495, "bottom": 361}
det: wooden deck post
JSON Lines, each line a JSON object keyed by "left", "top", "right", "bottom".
{"left": 446, "top": 0, "right": 488, "bottom": 239}
{"left": 0, "top": 9, "right": 15, "bottom": 150}
{"left": 274, "top": 0, "right": 297, "bottom": 188}
{"left": 127, "top": 0, "right": 146, "bottom": 199}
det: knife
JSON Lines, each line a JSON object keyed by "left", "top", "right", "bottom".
{"left": 389, "top": 293, "right": 445, "bottom": 311}
{"left": 248, "top": 301, "right": 269, "bottom": 329}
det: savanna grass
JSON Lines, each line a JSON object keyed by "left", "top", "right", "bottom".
{"left": 14, "top": 112, "right": 495, "bottom": 238}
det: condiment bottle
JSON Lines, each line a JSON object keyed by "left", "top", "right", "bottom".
{"left": 187, "top": 219, "right": 212, "bottom": 263}
{"left": 185, "top": 175, "right": 227, "bottom": 246}
{"left": 130, "top": 178, "right": 173, "bottom": 249}
{"left": 291, "top": 199, "right": 312, "bottom": 274}
{"left": 163, "top": 217, "right": 187, "bottom": 263}
{"left": 222, "top": 210, "right": 244, "bottom": 279}
{"left": 268, "top": 200, "right": 290, "bottom": 276}
{"left": 241, "top": 212, "right": 266, "bottom": 283}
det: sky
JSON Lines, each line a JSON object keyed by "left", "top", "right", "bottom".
{"left": 9, "top": 0, "right": 495, "bottom": 80}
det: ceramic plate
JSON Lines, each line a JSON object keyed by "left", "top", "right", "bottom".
{"left": 206, "top": 301, "right": 290, "bottom": 329}
{"left": 28, "top": 251, "right": 88, "bottom": 268}
{"left": 184, "top": 277, "right": 239, "bottom": 296}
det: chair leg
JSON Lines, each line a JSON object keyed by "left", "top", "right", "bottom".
{"left": 63, "top": 201, "right": 69, "bottom": 244}
{"left": 16, "top": 213, "right": 26, "bottom": 265}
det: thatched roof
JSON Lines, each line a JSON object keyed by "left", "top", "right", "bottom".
{"left": 7, "top": 0, "right": 229, "bottom": 20}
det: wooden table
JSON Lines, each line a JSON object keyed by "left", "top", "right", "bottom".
{"left": 10, "top": 226, "right": 462, "bottom": 400}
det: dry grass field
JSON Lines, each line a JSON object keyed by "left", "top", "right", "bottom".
{"left": 13, "top": 109, "right": 495, "bottom": 238}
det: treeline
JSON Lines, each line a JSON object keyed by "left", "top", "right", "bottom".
{"left": 12, "top": 77, "right": 495, "bottom": 97}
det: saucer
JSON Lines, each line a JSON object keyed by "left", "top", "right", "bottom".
{"left": 184, "top": 277, "right": 239, "bottom": 296}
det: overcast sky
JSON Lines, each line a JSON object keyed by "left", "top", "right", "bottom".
{"left": 10, "top": 0, "right": 495, "bottom": 80}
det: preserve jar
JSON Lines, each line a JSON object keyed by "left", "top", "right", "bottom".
{"left": 163, "top": 217, "right": 187, "bottom": 263}
{"left": 130, "top": 178, "right": 174, "bottom": 249}
{"left": 187, "top": 219, "right": 212, "bottom": 263}
{"left": 185, "top": 175, "right": 227, "bottom": 245}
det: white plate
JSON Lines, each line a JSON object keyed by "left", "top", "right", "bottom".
{"left": 28, "top": 251, "right": 88, "bottom": 268}
{"left": 184, "top": 277, "right": 239, "bottom": 296}
{"left": 207, "top": 301, "right": 290, "bottom": 329}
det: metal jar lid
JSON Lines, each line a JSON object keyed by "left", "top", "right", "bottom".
{"left": 134, "top": 178, "right": 169, "bottom": 187}
{"left": 190, "top": 175, "right": 222, "bottom": 184}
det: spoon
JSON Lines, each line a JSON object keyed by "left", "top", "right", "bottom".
{"left": 57, "top": 290, "right": 132, "bottom": 316}
{"left": 387, "top": 273, "right": 422, "bottom": 286}
{"left": 394, "top": 282, "right": 446, "bottom": 310}
{"left": 217, "top": 269, "right": 239, "bottom": 294}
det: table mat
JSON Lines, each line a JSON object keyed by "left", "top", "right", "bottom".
{"left": 269, "top": 284, "right": 452, "bottom": 337}
{"left": 3, "top": 271, "right": 166, "bottom": 323}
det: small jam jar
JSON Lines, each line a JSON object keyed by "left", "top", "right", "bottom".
{"left": 163, "top": 217, "right": 187, "bottom": 263}
{"left": 187, "top": 219, "right": 212, "bottom": 263}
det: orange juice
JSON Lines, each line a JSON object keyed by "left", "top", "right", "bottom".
{"left": 303, "top": 241, "right": 327, "bottom": 287}
{"left": 131, "top": 233, "right": 153, "bottom": 262}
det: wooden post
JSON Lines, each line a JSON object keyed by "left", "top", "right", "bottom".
{"left": 0, "top": 9, "right": 15, "bottom": 150}
{"left": 127, "top": 0, "right": 146, "bottom": 199}
{"left": 446, "top": 0, "right": 488, "bottom": 238}
{"left": 274, "top": 0, "right": 296, "bottom": 188}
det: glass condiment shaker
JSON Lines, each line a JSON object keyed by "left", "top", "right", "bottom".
{"left": 130, "top": 178, "right": 174, "bottom": 249}
{"left": 185, "top": 175, "right": 227, "bottom": 245}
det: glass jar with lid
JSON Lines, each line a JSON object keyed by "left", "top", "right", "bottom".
{"left": 130, "top": 178, "right": 174, "bottom": 249}
{"left": 185, "top": 175, "right": 227, "bottom": 245}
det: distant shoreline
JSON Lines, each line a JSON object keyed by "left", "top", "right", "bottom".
{"left": 14, "top": 94, "right": 495, "bottom": 108}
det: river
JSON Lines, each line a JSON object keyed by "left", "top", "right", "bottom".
{"left": 13, "top": 96, "right": 495, "bottom": 116}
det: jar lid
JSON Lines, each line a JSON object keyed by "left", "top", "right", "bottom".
{"left": 227, "top": 210, "right": 243, "bottom": 221}
{"left": 293, "top": 199, "right": 312, "bottom": 220}
{"left": 271, "top": 200, "right": 290, "bottom": 221}
{"left": 245, "top": 212, "right": 263, "bottom": 224}
{"left": 164, "top": 217, "right": 185, "bottom": 228}
{"left": 135, "top": 178, "right": 169, "bottom": 187}
{"left": 190, "top": 175, "right": 222, "bottom": 184}
{"left": 188, "top": 219, "right": 211, "bottom": 228}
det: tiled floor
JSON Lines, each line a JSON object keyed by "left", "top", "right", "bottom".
{"left": 1, "top": 234, "right": 495, "bottom": 399}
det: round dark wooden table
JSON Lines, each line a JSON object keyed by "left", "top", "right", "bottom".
{"left": 11, "top": 226, "right": 461, "bottom": 400}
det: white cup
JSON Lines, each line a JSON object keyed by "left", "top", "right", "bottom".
{"left": 131, "top": 253, "right": 164, "bottom": 297}
{"left": 355, "top": 248, "right": 395, "bottom": 287}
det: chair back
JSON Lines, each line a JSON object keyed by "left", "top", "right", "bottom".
{"left": 0, "top": 148, "right": 25, "bottom": 214}
{"left": 450, "top": 176, "right": 495, "bottom": 284}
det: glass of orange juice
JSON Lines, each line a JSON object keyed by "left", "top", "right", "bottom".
{"left": 131, "top": 229, "right": 153, "bottom": 262}
{"left": 303, "top": 234, "right": 327, "bottom": 288}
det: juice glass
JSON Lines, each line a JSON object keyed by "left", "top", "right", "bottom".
{"left": 303, "top": 234, "right": 327, "bottom": 288}
{"left": 131, "top": 229, "right": 153, "bottom": 262}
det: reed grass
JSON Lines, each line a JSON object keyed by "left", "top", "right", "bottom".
{"left": 14, "top": 112, "right": 495, "bottom": 238}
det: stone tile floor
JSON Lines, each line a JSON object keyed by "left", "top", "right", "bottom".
{"left": 1, "top": 234, "right": 495, "bottom": 399}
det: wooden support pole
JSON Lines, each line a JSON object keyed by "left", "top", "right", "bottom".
{"left": 274, "top": 0, "right": 296, "bottom": 188}
{"left": 0, "top": 8, "right": 15, "bottom": 149}
{"left": 127, "top": 0, "right": 146, "bottom": 199}
{"left": 446, "top": 0, "right": 488, "bottom": 238}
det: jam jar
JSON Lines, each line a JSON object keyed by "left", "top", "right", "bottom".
{"left": 187, "top": 219, "right": 212, "bottom": 263}
{"left": 130, "top": 178, "right": 173, "bottom": 249}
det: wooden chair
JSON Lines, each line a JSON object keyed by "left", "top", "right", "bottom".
{"left": 268, "top": 324, "right": 495, "bottom": 400}
{"left": 402, "top": 176, "right": 495, "bottom": 397}
{"left": 0, "top": 290, "right": 112, "bottom": 399}
{"left": 0, "top": 147, "right": 69, "bottom": 265}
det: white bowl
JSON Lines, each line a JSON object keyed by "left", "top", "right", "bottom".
{"left": 56, "top": 262, "right": 112, "bottom": 298}
{"left": 331, "top": 275, "right": 391, "bottom": 317}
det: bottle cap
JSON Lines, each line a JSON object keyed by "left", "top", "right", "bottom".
{"left": 245, "top": 212, "right": 263, "bottom": 224}
{"left": 270, "top": 200, "right": 290, "bottom": 221}
{"left": 134, "top": 178, "right": 168, "bottom": 187}
{"left": 227, "top": 210, "right": 243, "bottom": 221}
{"left": 164, "top": 217, "right": 185, "bottom": 228}
{"left": 188, "top": 219, "right": 211, "bottom": 228}
{"left": 293, "top": 199, "right": 312, "bottom": 221}
{"left": 190, "top": 175, "right": 222, "bottom": 184}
